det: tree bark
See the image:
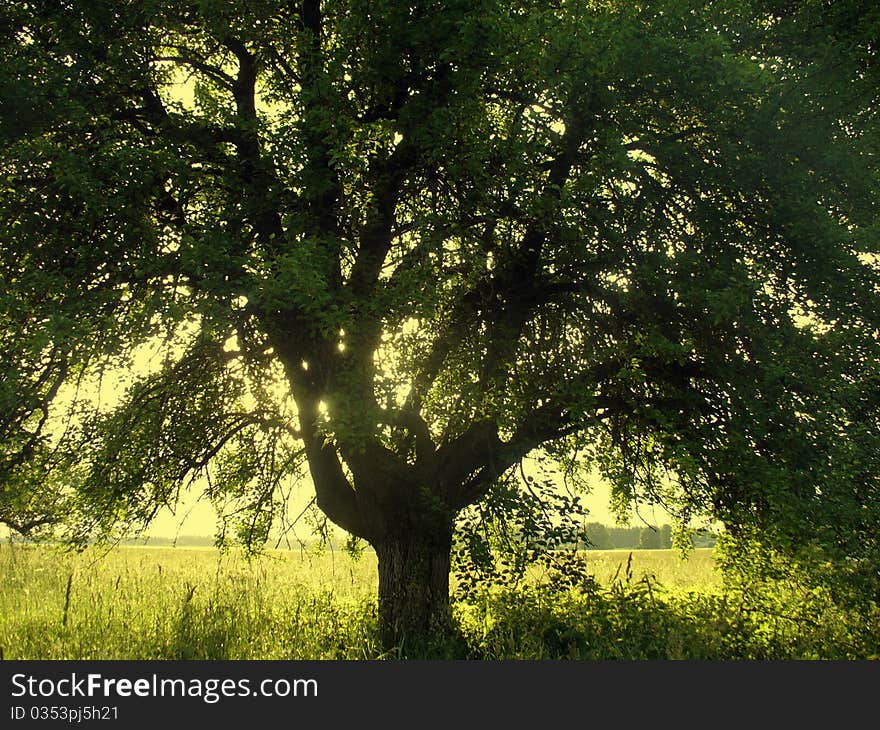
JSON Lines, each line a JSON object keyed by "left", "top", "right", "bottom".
{"left": 375, "top": 522, "right": 453, "bottom": 653}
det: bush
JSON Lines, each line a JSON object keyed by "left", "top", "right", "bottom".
{"left": 455, "top": 571, "right": 880, "bottom": 660}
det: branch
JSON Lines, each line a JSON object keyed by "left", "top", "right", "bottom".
{"left": 222, "top": 35, "right": 259, "bottom": 154}
{"left": 448, "top": 404, "right": 580, "bottom": 510}
{"left": 435, "top": 419, "right": 504, "bottom": 500}
{"left": 212, "top": 35, "right": 323, "bottom": 372}
{"left": 347, "top": 141, "right": 419, "bottom": 299}
{"left": 304, "top": 438, "right": 369, "bottom": 540}
{"left": 472, "top": 96, "right": 593, "bottom": 390}
{"left": 155, "top": 50, "right": 236, "bottom": 91}
{"left": 0, "top": 515, "right": 60, "bottom": 536}
{"left": 343, "top": 142, "right": 421, "bottom": 373}
{"left": 113, "top": 85, "right": 245, "bottom": 158}
{"left": 436, "top": 347, "right": 705, "bottom": 510}
{"left": 380, "top": 408, "right": 437, "bottom": 468}
{"left": 292, "top": 0, "right": 346, "bottom": 285}
{"left": 266, "top": 43, "right": 301, "bottom": 88}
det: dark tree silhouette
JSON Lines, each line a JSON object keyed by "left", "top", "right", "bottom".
{"left": 2, "top": 0, "right": 879, "bottom": 648}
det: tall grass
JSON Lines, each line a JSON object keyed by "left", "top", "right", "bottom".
{"left": 1, "top": 542, "right": 875, "bottom": 659}
{"left": 0, "top": 543, "right": 379, "bottom": 659}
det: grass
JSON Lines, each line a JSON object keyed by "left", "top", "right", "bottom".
{"left": 0, "top": 542, "right": 875, "bottom": 660}
{"left": 530, "top": 547, "right": 720, "bottom": 591}
{"left": 0, "top": 543, "right": 380, "bottom": 660}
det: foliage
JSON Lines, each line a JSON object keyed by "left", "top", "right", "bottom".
{"left": 715, "top": 528, "right": 880, "bottom": 615}
{"left": 452, "top": 458, "right": 591, "bottom": 600}
{"left": 460, "top": 580, "right": 880, "bottom": 660}
{"left": 459, "top": 547, "right": 880, "bottom": 660}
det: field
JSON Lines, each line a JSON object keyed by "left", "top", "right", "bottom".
{"left": 0, "top": 542, "right": 875, "bottom": 660}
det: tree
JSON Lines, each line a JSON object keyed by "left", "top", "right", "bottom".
{"left": 2, "top": 0, "right": 879, "bottom": 649}
{"left": 584, "top": 523, "right": 611, "bottom": 550}
{"left": 659, "top": 523, "right": 672, "bottom": 550}
{"left": 639, "top": 527, "right": 661, "bottom": 550}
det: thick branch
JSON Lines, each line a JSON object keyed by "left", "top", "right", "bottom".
{"left": 0, "top": 515, "right": 59, "bottom": 536}
{"left": 346, "top": 66, "right": 456, "bottom": 373}
{"left": 435, "top": 419, "right": 504, "bottom": 499}
{"left": 382, "top": 408, "right": 437, "bottom": 469}
{"left": 223, "top": 36, "right": 258, "bottom": 131}
{"left": 297, "top": 399, "right": 369, "bottom": 539}
{"left": 344, "top": 142, "right": 421, "bottom": 374}
{"left": 156, "top": 50, "right": 236, "bottom": 91}
{"left": 217, "top": 34, "right": 322, "bottom": 371}
{"left": 125, "top": 85, "right": 246, "bottom": 152}
{"left": 347, "top": 142, "right": 418, "bottom": 300}
{"left": 446, "top": 405, "right": 578, "bottom": 510}
{"left": 289, "top": 0, "right": 345, "bottom": 293}
{"left": 305, "top": 440, "right": 369, "bottom": 539}
{"left": 473, "top": 100, "right": 591, "bottom": 391}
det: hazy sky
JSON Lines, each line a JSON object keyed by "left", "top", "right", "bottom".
{"left": 143, "top": 468, "right": 671, "bottom": 540}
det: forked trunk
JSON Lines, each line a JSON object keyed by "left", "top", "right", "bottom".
{"left": 375, "top": 524, "right": 453, "bottom": 654}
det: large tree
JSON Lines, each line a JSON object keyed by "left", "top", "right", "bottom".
{"left": 2, "top": 0, "right": 879, "bottom": 648}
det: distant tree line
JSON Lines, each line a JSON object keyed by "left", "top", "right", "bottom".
{"left": 93, "top": 527, "right": 723, "bottom": 551}
{"left": 582, "top": 523, "right": 717, "bottom": 550}
{"left": 11, "top": 526, "right": 716, "bottom": 552}
{"left": 120, "top": 535, "right": 217, "bottom": 548}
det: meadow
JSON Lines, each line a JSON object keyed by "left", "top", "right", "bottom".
{"left": 0, "top": 542, "right": 875, "bottom": 660}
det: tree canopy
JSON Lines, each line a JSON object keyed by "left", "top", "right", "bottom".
{"left": 2, "top": 0, "right": 879, "bottom": 645}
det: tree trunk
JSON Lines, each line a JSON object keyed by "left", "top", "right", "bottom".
{"left": 375, "top": 523, "right": 453, "bottom": 654}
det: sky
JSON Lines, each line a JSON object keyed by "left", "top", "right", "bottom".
{"left": 0, "top": 471, "right": 667, "bottom": 544}
{"left": 141, "top": 464, "right": 673, "bottom": 541}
